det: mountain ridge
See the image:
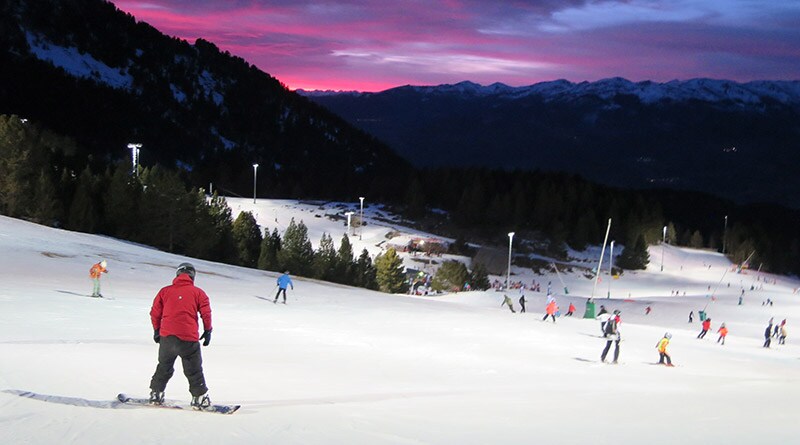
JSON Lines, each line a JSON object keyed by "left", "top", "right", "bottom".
{"left": 300, "top": 77, "right": 800, "bottom": 106}
{"left": 300, "top": 77, "right": 800, "bottom": 208}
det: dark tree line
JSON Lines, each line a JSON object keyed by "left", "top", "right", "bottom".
{"left": 3, "top": 113, "right": 799, "bottom": 277}
{"left": 0, "top": 114, "right": 385, "bottom": 290}
{"left": 402, "top": 168, "right": 800, "bottom": 274}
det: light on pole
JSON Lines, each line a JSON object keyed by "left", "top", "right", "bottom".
{"left": 345, "top": 211, "right": 354, "bottom": 235}
{"left": 723, "top": 215, "right": 728, "bottom": 255}
{"left": 359, "top": 196, "right": 365, "bottom": 240}
{"left": 608, "top": 240, "right": 614, "bottom": 298}
{"left": 661, "top": 225, "right": 667, "bottom": 272}
{"left": 127, "top": 143, "right": 142, "bottom": 176}
{"left": 507, "top": 232, "right": 515, "bottom": 290}
{"left": 252, "top": 163, "right": 259, "bottom": 204}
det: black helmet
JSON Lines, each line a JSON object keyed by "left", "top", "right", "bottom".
{"left": 613, "top": 309, "right": 621, "bottom": 315}
{"left": 176, "top": 262, "right": 196, "bottom": 280}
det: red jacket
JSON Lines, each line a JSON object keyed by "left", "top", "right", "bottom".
{"left": 150, "top": 274, "right": 212, "bottom": 342}
{"left": 702, "top": 319, "right": 711, "bottom": 330}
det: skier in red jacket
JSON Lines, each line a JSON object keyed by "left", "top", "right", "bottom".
{"left": 697, "top": 318, "right": 711, "bottom": 339}
{"left": 148, "top": 263, "right": 213, "bottom": 409}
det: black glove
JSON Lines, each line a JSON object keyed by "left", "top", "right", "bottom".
{"left": 200, "top": 329, "right": 212, "bottom": 346}
{"left": 153, "top": 329, "right": 160, "bottom": 343}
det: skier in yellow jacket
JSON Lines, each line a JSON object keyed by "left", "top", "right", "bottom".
{"left": 656, "top": 333, "right": 674, "bottom": 367}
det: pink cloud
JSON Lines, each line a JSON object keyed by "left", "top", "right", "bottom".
{"left": 112, "top": 1, "right": 800, "bottom": 91}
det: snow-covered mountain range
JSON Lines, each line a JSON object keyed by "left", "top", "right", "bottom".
{"left": 301, "top": 77, "right": 800, "bottom": 106}
{"left": 302, "top": 77, "right": 800, "bottom": 208}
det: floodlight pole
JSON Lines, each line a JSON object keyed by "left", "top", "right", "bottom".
{"left": 345, "top": 211, "right": 354, "bottom": 236}
{"left": 127, "top": 143, "right": 142, "bottom": 176}
{"left": 661, "top": 225, "right": 667, "bottom": 272}
{"left": 507, "top": 232, "right": 515, "bottom": 290}
{"left": 359, "top": 196, "right": 365, "bottom": 240}
{"left": 723, "top": 215, "right": 728, "bottom": 255}
{"left": 252, "top": 164, "right": 259, "bottom": 204}
{"left": 608, "top": 240, "right": 614, "bottom": 299}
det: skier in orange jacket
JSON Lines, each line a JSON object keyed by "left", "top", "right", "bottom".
{"left": 717, "top": 323, "right": 728, "bottom": 345}
{"left": 542, "top": 300, "right": 557, "bottom": 323}
{"left": 89, "top": 260, "right": 108, "bottom": 297}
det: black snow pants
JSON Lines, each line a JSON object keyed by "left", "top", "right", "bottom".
{"left": 150, "top": 335, "right": 208, "bottom": 397}
{"left": 274, "top": 287, "right": 288, "bottom": 302}
{"left": 601, "top": 339, "right": 620, "bottom": 362}
{"left": 658, "top": 352, "right": 672, "bottom": 365}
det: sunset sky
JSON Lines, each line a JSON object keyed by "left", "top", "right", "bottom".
{"left": 113, "top": 0, "right": 800, "bottom": 92}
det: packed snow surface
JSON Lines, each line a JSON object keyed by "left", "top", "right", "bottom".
{"left": 1, "top": 199, "right": 799, "bottom": 444}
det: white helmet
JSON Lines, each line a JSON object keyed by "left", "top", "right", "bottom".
{"left": 665, "top": 332, "right": 672, "bottom": 339}
{"left": 100, "top": 260, "right": 107, "bottom": 268}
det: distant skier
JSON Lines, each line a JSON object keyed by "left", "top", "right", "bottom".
{"left": 773, "top": 323, "right": 781, "bottom": 338}
{"left": 89, "top": 260, "right": 108, "bottom": 297}
{"left": 697, "top": 318, "right": 711, "bottom": 339}
{"left": 688, "top": 311, "right": 693, "bottom": 323}
{"left": 656, "top": 333, "right": 674, "bottom": 366}
{"left": 148, "top": 263, "right": 213, "bottom": 410}
{"left": 779, "top": 321, "right": 787, "bottom": 345}
{"left": 566, "top": 302, "right": 576, "bottom": 317}
{"left": 645, "top": 305, "right": 652, "bottom": 315}
{"left": 274, "top": 271, "right": 294, "bottom": 304}
{"left": 502, "top": 295, "right": 516, "bottom": 313}
{"left": 518, "top": 295, "right": 527, "bottom": 313}
{"left": 542, "top": 299, "right": 557, "bottom": 323}
{"left": 596, "top": 305, "right": 610, "bottom": 333}
{"left": 717, "top": 323, "right": 728, "bottom": 345}
{"left": 764, "top": 321, "right": 773, "bottom": 348}
{"left": 601, "top": 311, "right": 621, "bottom": 364}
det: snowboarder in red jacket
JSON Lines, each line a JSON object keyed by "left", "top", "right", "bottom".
{"left": 148, "top": 263, "right": 213, "bottom": 409}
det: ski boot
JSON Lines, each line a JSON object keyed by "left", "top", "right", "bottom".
{"left": 149, "top": 390, "right": 165, "bottom": 405}
{"left": 191, "top": 393, "right": 212, "bottom": 410}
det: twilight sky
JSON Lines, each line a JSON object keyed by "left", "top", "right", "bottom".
{"left": 112, "top": 0, "right": 800, "bottom": 92}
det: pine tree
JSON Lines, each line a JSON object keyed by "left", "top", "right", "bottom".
{"left": 666, "top": 222, "right": 678, "bottom": 245}
{"left": 469, "top": 262, "right": 490, "bottom": 290}
{"left": 137, "top": 166, "right": 193, "bottom": 252}
{"left": 104, "top": 164, "right": 140, "bottom": 238}
{"left": 67, "top": 167, "right": 100, "bottom": 233}
{"left": 617, "top": 233, "right": 650, "bottom": 270}
{"left": 375, "top": 247, "right": 408, "bottom": 293}
{"left": 312, "top": 232, "right": 337, "bottom": 281}
{"left": 354, "top": 248, "right": 377, "bottom": 290}
{"left": 689, "top": 230, "right": 704, "bottom": 248}
{"left": 31, "top": 170, "right": 60, "bottom": 225}
{"left": 278, "top": 218, "right": 314, "bottom": 276}
{"left": 431, "top": 260, "right": 469, "bottom": 292}
{"left": 335, "top": 234, "right": 354, "bottom": 284}
{"left": 258, "top": 228, "right": 282, "bottom": 271}
{"left": 205, "top": 192, "right": 237, "bottom": 263}
{"left": 232, "top": 211, "right": 263, "bottom": 268}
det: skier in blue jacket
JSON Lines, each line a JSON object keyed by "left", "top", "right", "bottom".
{"left": 274, "top": 271, "right": 294, "bottom": 304}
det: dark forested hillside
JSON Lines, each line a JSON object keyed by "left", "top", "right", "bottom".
{"left": 303, "top": 80, "right": 800, "bottom": 209}
{"left": 0, "top": 0, "right": 409, "bottom": 199}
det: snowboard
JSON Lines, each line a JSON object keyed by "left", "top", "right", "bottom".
{"left": 116, "top": 393, "right": 240, "bottom": 414}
